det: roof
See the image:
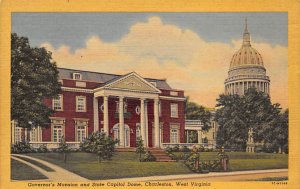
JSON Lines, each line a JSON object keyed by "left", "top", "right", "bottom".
{"left": 57, "top": 67, "right": 172, "bottom": 90}
{"left": 229, "top": 19, "right": 265, "bottom": 70}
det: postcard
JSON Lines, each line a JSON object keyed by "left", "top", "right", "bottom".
{"left": 0, "top": 0, "right": 299, "bottom": 189}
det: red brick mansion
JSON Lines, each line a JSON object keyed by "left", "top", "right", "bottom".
{"left": 11, "top": 68, "right": 186, "bottom": 148}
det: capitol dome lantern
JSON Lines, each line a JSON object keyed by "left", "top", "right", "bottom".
{"left": 224, "top": 18, "right": 270, "bottom": 96}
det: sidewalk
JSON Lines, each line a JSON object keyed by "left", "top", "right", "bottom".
{"left": 103, "top": 169, "right": 288, "bottom": 181}
{"left": 11, "top": 154, "right": 88, "bottom": 181}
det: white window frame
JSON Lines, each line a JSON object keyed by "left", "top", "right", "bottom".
{"left": 30, "top": 127, "right": 37, "bottom": 142}
{"left": 73, "top": 73, "right": 82, "bottom": 80}
{"left": 150, "top": 81, "right": 157, "bottom": 87}
{"left": 15, "top": 126, "right": 22, "bottom": 143}
{"left": 52, "top": 125, "right": 63, "bottom": 143}
{"left": 170, "top": 103, "right": 178, "bottom": 118}
{"left": 76, "top": 96, "right": 86, "bottom": 112}
{"left": 136, "top": 123, "right": 141, "bottom": 140}
{"left": 170, "top": 129, "right": 179, "bottom": 144}
{"left": 53, "top": 94, "right": 63, "bottom": 111}
{"left": 76, "top": 125, "right": 87, "bottom": 142}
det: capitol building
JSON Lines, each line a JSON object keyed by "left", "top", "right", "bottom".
{"left": 225, "top": 19, "right": 270, "bottom": 96}
{"left": 224, "top": 19, "right": 271, "bottom": 152}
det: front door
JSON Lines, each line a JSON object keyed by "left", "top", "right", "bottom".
{"left": 113, "top": 124, "right": 130, "bottom": 147}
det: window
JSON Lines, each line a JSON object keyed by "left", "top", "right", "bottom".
{"left": 170, "top": 129, "right": 179, "bottom": 143}
{"left": 15, "top": 126, "right": 22, "bottom": 143}
{"left": 136, "top": 123, "right": 141, "bottom": 140}
{"left": 170, "top": 91, "right": 178, "bottom": 96}
{"left": 76, "top": 126, "right": 86, "bottom": 142}
{"left": 30, "top": 127, "right": 37, "bottom": 142}
{"left": 73, "top": 73, "right": 82, "bottom": 80}
{"left": 53, "top": 95, "right": 63, "bottom": 111}
{"left": 170, "top": 103, "right": 178, "bottom": 118}
{"left": 76, "top": 96, "right": 86, "bottom": 112}
{"left": 150, "top": 81, "right": 157, "bottom": 87}
{"left": 53, "top": 125, "right": 63, "bottom": 142}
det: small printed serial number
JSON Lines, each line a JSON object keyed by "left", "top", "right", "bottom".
{"left": 272, "top": 181, "right": 288, "bottom": 185}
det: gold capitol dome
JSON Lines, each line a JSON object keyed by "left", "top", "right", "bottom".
{"left": 225, "top": 18, "right": 270, "bottom": 96}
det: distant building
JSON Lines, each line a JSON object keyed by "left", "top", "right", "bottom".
{"left": 224, "top": 18, "right": 270, "bottom": 96}
{"left": 184, "top": 110, "right": 218, "bottom": 149}
{"left": 11, "top": 68, "right": 186, "bottom": 149}
{"left": 224, "top": 19, "right": 270, "bottom": 152}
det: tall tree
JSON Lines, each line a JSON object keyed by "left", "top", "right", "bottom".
{"left": 11, "top": 33, "right": 61, "bottom": 128}
{"left": 185, "top": 97, "right": 211, "bottom": 131}
{"left": 215, "top": 88, "right": 282, "bottom": 151}
{"left": 262, "top": 109, "right": 288, "bottom": 153}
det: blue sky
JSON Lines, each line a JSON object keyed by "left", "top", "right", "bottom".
{"left": 12, "top": 12, "right": 287, "bottom": 50}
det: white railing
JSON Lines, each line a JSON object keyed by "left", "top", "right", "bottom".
{"left": 29, "top": 142, "right": 80, "bottom": 149}
{"left": 161, "top": 143, "right": 216, "bottom": 149}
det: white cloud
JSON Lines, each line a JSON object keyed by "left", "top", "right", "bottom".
{"left": 41, "top": 16, "right": 288, "bottom": 108}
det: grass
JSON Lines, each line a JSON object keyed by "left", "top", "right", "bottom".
{"left": 15, "top": 156, "right": 54, "bottom": 172}
{"left": 173, "top": 152, "right": 288, "bottom": 171}
{"left": 27, "top": 152, "right": 191, "bottom": 180}
{"left": 11, "top": 158, "right": 47, "bottom": 180}
{"left": 23, "top": 151, "right": 287, "bottom": 180}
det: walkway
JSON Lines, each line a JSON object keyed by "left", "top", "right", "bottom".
{"left": 104, "top": 169, "right": 288, "bottom": 181}
{"left": 11, "top": 154, "right": 88, "bottom": 181}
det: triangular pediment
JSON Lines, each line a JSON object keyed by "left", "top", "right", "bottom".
{"left": 103, "top": 72, "right": 161, "bottom": 93}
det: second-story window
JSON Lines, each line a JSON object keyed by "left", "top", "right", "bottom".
{"left": 170, "top": 103, "right": 178, "bottom": 118}
{"left": 53, "top": 95, "right": 63, "bottom": 111}
{"left": 76, "top": 96, "right": 86, "bottom": 112}
{"left": 73, "top": 73, "right": 82, "bottom": 80}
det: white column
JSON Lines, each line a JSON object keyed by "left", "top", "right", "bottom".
{"left": 242, "top": 82, "right": 245, "bottom": 95}
{"left": 25, "top": 128, "right": 28, "bottom": 142}
{"left": 119, "top": 96, "right": 125, "bottom": 147}
{"left": 103, "top": 96, "right": 109, "bottom": 134}
{"left": 37, "top": 126, "right": 40, "bottom": 142}
{"left": 93, "top": 97, "right": 99, "bottom": 132}
{"left": 145, "top": 101, "right": 148, "bottom": 147}
{"left": 140, "top": 98, "right": 146, "bottom": 147}
{"left": 154, "top": 99, "right": 160, "bottom": 148}
{"left": 197, "top": 130, "right": 202, "bottom": 144}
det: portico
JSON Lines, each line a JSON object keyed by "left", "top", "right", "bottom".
{"left": 93, "top": 72, "right": 161, "bottom": 148}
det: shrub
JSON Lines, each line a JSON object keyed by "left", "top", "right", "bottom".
{"left": 11, "top": 141, "right": 33, "bottom": 154}
{"left": 37, "top": 144, "right": 48, "bottom": 153}
{"left": 135, "top": 137, "right": 145, "bottom": 162}
{"left": 81, "top": 131, "right": 118, "bottom": 163}
{"left": 172, "top": 145, "right": 180, "bottom": 152}
{"left": 164, "top": 147, "right": 172, "bottom": 153}
{"left": 143, "top": 151, "right": 156, "bottom": 162}
{"left": 168, "top": 152, "right": 178, "bottom": 161}
{"left": 180, "top": 146, "right": 191, "bottom": 152}
{"left": 179, "top": 153, "right": 191, "bottom": 161}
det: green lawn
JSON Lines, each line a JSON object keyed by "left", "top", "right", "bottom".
{"left": 173, "top": 152, "right": 288, "bottom": 171}
{"left": 24, "top": 151, "right": 288, "bottom": 180}
{"left": 27, "top": 152, "right": 191, "bottom": 180}
{"left": 11, "top": 159, "right": 47, "bottom": 180}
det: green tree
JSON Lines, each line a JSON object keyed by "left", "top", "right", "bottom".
{"left": 185, "top": 97, "right": 211, "bottom": 131}
{"left": 57, "top": 136, "right": 70, "bottom": 163}
{"left": 11, "top": 33, "right": 61, "bottom": 129}
{"left": 215, "top": 88, "right": 282, "bottom": 151}
{"left": 81, "top": 132, "right": 118, "bottom": 163}
{"left": 262, "top": 109, "right": 288, "bottom": 153}
{"left": 135, "top": 137, "right": 145, "bottom": 162}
